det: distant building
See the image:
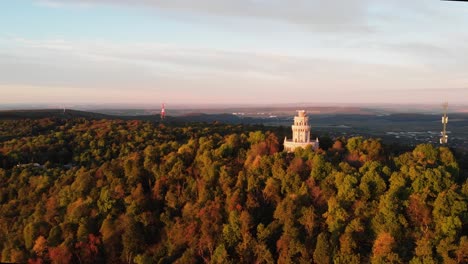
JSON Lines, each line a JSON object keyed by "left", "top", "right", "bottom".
{"left": 284, "top": 110, "right": 319, "bottom": 152}
{"left": 161, "top": 103, "right": 166, "bottom": 120}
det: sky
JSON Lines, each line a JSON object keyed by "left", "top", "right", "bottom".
{"left": 1, "top": 0, "right": 468, "bottom": 106}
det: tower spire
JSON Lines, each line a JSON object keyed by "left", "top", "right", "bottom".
{"left": 440, "top": 102, "right": 448, "bottom": 144}
{"left": 161, "top": 103, "right": 166, "bottom": 120}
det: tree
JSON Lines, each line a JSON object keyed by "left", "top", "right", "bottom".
{"left": 32, "top": 235, "right": 47, "bottom": 257}
{"left": 134, "top": 253, "right": 153, "bottom": 264}
{"left": 406, "top": 194, "right": 431, "bottom": 230}
{"left": 456, "top": 236, "right": 468, "bottom": 264}
{"left": 310, "top": 154, "right": 332, "bottom": 182}
{"left": 211, "top": 244, "right": 231, "bottom": 264}
{"left": 371, "top": 232, "right": 401, "bottom": 263}
{"left": 313, "top": 232, "right": 331, "bottom": 264}
{"left": 324, "top": 197, "right": 349, "bottom": 235}
{"left": 358, "top": 161, "right": 387, "bottom": 201}
{"left": 433, "top": 189, "right": 466, "bottom": 239}
{"left": 75, "top": 234, "right": 103, "bottom": 264}
{"left": 197, "top": 199, "right": 223, "bottom": 260}
{"left": 48, "top": 226, "right": 62, "bottom": 247}
{"left": 122, "top": 218, "right": 145, "bottom": 263}
{"left": 412, "top": 144, "right": 438, "bottom": 165}
{"left": 410, "top": 234, "right": 436, "bottom": 263}
{"left": 24, "top": 222, "right": 38, "bottom": 250}
{"left": 223, "top": 211, "right": 241, "bottom": 248}
{"left": 99, "top": 216, "right": 122, "bottom": 263}
{"left": 97, "top": 187, "right": 116, "bottom": 215}
{"left": 49, "top": 244, "right": 72, "bottom": 264}
{"left": 298, "top": 207, "right": 315, "bottom": 236}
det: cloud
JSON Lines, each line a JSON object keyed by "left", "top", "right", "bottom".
{"left": 0, "top": 38, "right": 295, "bottom": 96}
{"left": 7, "top": 0, "right": 468, "bottom": 106}
{"left": 3, "top": 37, "right": 441, "bottom": 104}
{"left": 4, "top": 36, "right": 468, "bottom": 104}
{"left": 4, "top": 37, "right": 430, "bottom": 84}
{"left": 36, "top": 0, "right": 375, "bottom": 33}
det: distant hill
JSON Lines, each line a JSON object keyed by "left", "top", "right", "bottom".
{"left": 0, "top": 109, "right": 179, "bottom": 122}
{"left": 0, "top": 109, "right": 116, "bottom": 120}
{"left": 0, "top": 109, "right": 251, "bottom": 124}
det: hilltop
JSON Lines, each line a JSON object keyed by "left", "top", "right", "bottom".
{"left": 0, "top": 118, "right": 466, "bottom": 263}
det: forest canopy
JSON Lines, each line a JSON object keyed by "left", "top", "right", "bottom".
{"left": 0, "top": 118, "right": 467, "bottom": 263}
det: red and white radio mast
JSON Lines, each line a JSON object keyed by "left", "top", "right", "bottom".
{"left": 161, "top": 103, "right": 166, "bottom": 120}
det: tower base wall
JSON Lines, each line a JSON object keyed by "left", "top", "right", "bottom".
{"left": 283, "top": 139, "right": 319, "bottom": 152}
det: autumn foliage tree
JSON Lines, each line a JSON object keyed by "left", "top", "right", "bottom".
{"left": 0, "top": 118, "right": 466, "bottom": 263}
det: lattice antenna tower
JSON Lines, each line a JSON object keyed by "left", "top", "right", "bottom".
{"left": 440, "top": 102, "right": 448, "bottom": 144}
{"left": 161, "top": 103, "right": 166, "bottom": 120}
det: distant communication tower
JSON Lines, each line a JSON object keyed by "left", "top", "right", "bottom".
{"left": 160, "top": 103, "right": 166, "bottom": 120}
{"left": 440, "top": 102, "right": 448, "bottom": 144}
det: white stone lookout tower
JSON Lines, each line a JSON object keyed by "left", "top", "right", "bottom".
{"left": 284, "top": 110, "right": 319, "bottom": 152}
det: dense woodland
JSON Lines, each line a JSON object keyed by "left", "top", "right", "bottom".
{"left": 0, "top": 118, "right": 467, "bottom": 263}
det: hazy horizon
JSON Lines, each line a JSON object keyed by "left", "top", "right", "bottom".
{"left": 1, "top": 102, "right": 468, "bottom": 114}
{"left": 1, "top": 1, "right": 468, "bottom": 104}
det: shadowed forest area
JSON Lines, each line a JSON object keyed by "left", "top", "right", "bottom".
{"left": 0, "top": 118, "right": 467, "bottom": 263}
